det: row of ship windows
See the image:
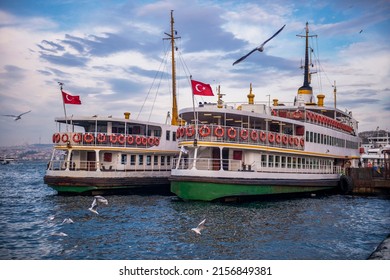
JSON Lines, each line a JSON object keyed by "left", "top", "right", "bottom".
{"left": 260, "top": 154, "right": 333, "bottom": 168}
{"left": 305, "top": 131, "right": 359, "bottom": 149}
{"left": 115, "top": 154, "right": 172, "bottom": 166}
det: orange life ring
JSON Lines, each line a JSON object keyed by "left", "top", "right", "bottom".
{"left": 84, "top": 133, "right": 94, "bottom": 143}
{"left": 110, "top": 134, "right": 118, "bottom": 144}
{"left": 282, "top": 135, "right": 288, "bottom": 145}
{"left": 288, "top": 136, "right": 294, "bottom": 145}
{"left": 250, "top": 130, "right": 258, "bottom": 141}
{"left": 240, "top": 129, "right": 248, "bottom": 140}
{"left": 293, "top": 111, "right": 302, "bottom": 119}
{"left": 180, "top": 127, "right": 185, "bottom": 137}
{"left": 127, "top": 135, "right": 134, "bottom": 145}
{"left": 73, "top": 133, "right": 82, "bottom": 143}
{"left": 97, "top": 133, "right": 106, "bottom": 143}
{"left": 53, "top": 133, "right": 60, "bottom": 143}
{"left": 186, "top": 126, "right": 195, "bottom": 137}
{"left": 300, "top": 138, "right": 304, "bottom": 147}
{"left": 154, "top": 137, "right": 160, "bottom": 146}
{"left": 199, "top": 125, "right": 211, "bottom": 137}
{"left": 259, "top": 131, "right": 267, "bottom": 142}
{"left": 117, "top": 134, "right": 125, "bottom": 144}
{"left": 275, "top": 133, "right": 281, "bottom": 143}
{"left": 271, "top": 109, "right": 278, "bottom": 116}
{"left": 268, "top": 133, "right": 275, "bottom": 143}
{"left": 294, "top": 137, "right": 299, "bottom": 146}
{"left": 61, "top": 133, "right": 69, "bottom": 143}
{"left": 135, "top": 135, "right": 142, "bottom": 145}
{"left": 141, "top": 136, "right": 147, "bottom": 145}
{"left": 147, "top": 137, "right": 154, "bottom": 146}
{"left": 214, "top": 126, "right": 224, "bottom": 138}
{"left": 227, "top": 127, "right": 237, "bottom": 139}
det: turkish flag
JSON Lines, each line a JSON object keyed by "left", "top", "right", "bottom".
{"left": 62, "top": 91, "right": 81, "bottom": 105}
{"left": 191, "top": 80, "right": 214, "bottom": 96}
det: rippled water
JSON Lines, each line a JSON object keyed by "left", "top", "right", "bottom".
{"left": 0, "top": 161, "right": 389, "bottom": 260}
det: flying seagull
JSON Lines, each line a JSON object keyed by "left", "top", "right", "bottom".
{"left": 88, "top": 195, "right": 108, "bottom": 214}
{"left": 191, "top": 219, "right": 206, "bottom": 235}
{"left": 1, "top": 110, "right": 31, "bottom": 121}
{"left": 233, "top": 24, "right": 286, "bottom": 66}
{"left": 61, "top": 218, "right": 74, "bottom": 224}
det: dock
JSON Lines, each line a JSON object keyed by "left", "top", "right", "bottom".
{"left": 347, "top": 168, "right": 390, "bottom": 196}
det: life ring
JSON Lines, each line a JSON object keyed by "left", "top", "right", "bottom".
{"left": 73, "top": 133, "right": 82, "bottom": 143}
{"left": 141, "top": 136, "right": 147, "bottom": 145}
{"left": 271, "top": 109, "right": 278, "bottom": 116}
{"left": 84, "top": 133, "right": 94, "bottom": 143}
{"left": 147, "top": 137, "right": 154, "bottom": 146}
{"left": 275, "top": 133, "right": 281, "bottom": 144}
{"left": 117, "top": 134, "right": 125, "bottom": 145}
{"left": 110, "top": 134, "right": 118, "bottom": 144}
{"left": 250, "top": 130, "right": 258, "bottom": 141}
{"left": 227, "top": 127, "right": 237, "bottom": 139}
{"left": 294, "top": 137, "right": 299, "bottom": 146}
{"left": 53, "top": 133, "right": 60, "bottom": 143}
{"left": 293, "top": 111, "right": 302, "bottom": 119}
{"left": 199, "top": 125, "right": 211, "bottom": 137}
{"left": 176, "top": 127, "right": 181, "bottom": 138}
{"left": 307, "top": 111, "right": 312, "bottom": 121}
{"left": 268, "top": 133, "right": 275, "bottom": 143}
{"left": 186, "top": 126, "right": 195, "bottom": 137}
{"left": 97, "top": 133, "right": 106, "bottom": 143}
{"left": 214, "top": 126, "right": 224, "bottom": 138}
{"left": 154, "top": 137, "right": 160, "bottom": 146}
{"left": 179, "top": 127, "right": 185, "bottom": 137}
{"left": 259, "top": 131, "right": 267, "bottom": 142}
{"left": 300, "top": 138, "right": 304, "bottom": 147}
{"left": 282, "top": 135, "right": 288, "bottom": 145}
{"left": 127, "top": 135, "right": 134, "bottom": 145}
{"left": 61, "top": 133, "right": 69, "bottom": 143}
{"left": 288, "top": 136, "right": 294, "bottom": 145}
{"left": 135, "top": 136, "right": 142, "bottom": 145}
{"left": 240, "top": 129, "right": 248, "bottom": 140}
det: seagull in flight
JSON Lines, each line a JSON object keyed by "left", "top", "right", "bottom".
{"left": 88, "top": 195, "right": 108, "bottom": 214}
{"left": 1, "top": 110, "right": 31, "bottom": 121}
{"left": 191, "top": 219, "right": 206, "bottom": 235}
{"left": 233, "top": 24, "right": 286, "bottom": 66}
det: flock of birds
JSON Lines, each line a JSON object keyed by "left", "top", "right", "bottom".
{"left": 50, "top": 195, "right": 207, "bottom": 237}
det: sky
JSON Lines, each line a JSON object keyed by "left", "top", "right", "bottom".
{"left": 0, "top": 0, "right": 389, "bottom": 146}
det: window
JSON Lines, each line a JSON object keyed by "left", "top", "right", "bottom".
{"left": 167, "top": 156, "right": 171, "bottom": 166}
{"left": 139, "top": 155, "right": 144, "bottom": 165}
{"left": 161, "top": 156, "right": 165, "bottom": 166}
{"left": 154, "top": 156, "right": 158, "bottom": 166}
{"left": 130, "top": 155, "right": 136, "bottom": 165}
{"left": 146, "top": 155, "right": 151, "bottom": 166}
{"left": 268, "top": 155, "right": 274, "bottom": 168}
{"left": 172, "top": 131, "right": 176, "bottom": 141}
{"left": 166, "top": 130, "right": 170, "bottom": 141}
{"left": 121, "top": 154, "right": 127, "bottom": 165}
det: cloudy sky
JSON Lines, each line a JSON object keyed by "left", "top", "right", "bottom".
{"left": 0, "top": 0, "right": 389, "bottom": 146}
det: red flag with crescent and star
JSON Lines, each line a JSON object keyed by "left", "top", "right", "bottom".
{"left": 191, "top": 80, "right": 214, "bottom": 96}
{"left": 62, "top": 91, "right": 81, "bottom": 105}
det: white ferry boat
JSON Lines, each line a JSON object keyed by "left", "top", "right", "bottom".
{"left": 44, "top": 11, "right": 181, "bottom": 195}
{"left": 360, "top": 130, "right": 390, "bottom": 168}
{"left": 170, "top": 23, "right": 361, "bottom": 201}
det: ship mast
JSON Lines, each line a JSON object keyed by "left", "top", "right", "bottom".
{"left": 296, "top": 22, "right": 316, "bottom": 105}
{"left": 164, "top": 10, "right": 180, "bottom": 125}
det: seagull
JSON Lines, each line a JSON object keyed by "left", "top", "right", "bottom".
{"left": 191, "top": 219, "right": 206, "bottom": 235}
{"left": 1, "top": 110, "right": 31, "bottom": 121}
{"left": 233, "top": 24, "right": 286, "bottom": 66}
{"left": 88, "top": 195, "right": 108, "bottom": 214}
{"left": 61, "top": 218, "right": 74, "bottom": 224}
{"left": 359, "top": 29, "right": 363, "bottom": 34}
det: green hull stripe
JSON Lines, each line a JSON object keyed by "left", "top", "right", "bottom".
{"left": 171, "top": 181, "right": 333, "bottom": 201}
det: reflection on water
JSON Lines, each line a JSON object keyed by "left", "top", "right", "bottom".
{"left": 0, "top": 161, "right": 389, "bottom": 260}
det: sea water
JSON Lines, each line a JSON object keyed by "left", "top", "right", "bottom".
{"left": 0, "top": 161, "right": 389, "bottom": 260}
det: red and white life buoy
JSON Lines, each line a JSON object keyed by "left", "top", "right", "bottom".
{"left": 294, "top": 137, "right": 299, "bottom": 146}
{"left": 186, "top": 126, "right": 195, "bottom": 137}
{"left": 227, "top": 127, "right": 237, "bottom": 139}
{"left": 53, "top": 133, "right": 60, "bottom": 143}
{"left": 147, "top": 137, "right": 154, "bottom": 146}
{"left": 73, "top": 133, "right": 82, "bottom": 143}
{"left": 84, "top": 133, "right": 94, "bottom": 143}
{"left": 110, "top": 134, "right": 118, "bottom": 144}
{"left": 259, "top": 131, "right": 267, "bottom": 142}
{"left": 293, "top": 111, "right": 302, "bottom": 119}
{"left": 135, "top": 136, "right": 142, "bottom": 145}
{"left": 250, "top": 130, "right": 258, "bottom": 141}
{"left": 141, "top": 136, "right": 147, "bottom": 145}
{"left": 268, "top": 133, "right": 275, "bottom": 143}
{"left": 275, "top": 133, "right": 281, "bottom": 144}
{"left": 288, "top": 136, "right": 294, "bottom": 145}
{"left": 240, "top": 129, "right": 249, "bottom": 140}
{"left": 176, "top": 127, "right": 181, "bottom": 138}
{"left": 199, "top": 125, "right": 211, "bottom": 137}
{"left": 154, "top": 137, "right": 160, "bottom": 146}
{"left": 61, "top": 133, "right": 69, "bottom": 143}
{"left": 117, "top": 134, "right": 125, "bottom": 145}
{"left": 214, "top": 126, "right": 224, "bottom": 138}
{"left": 127, "top": 135, "right": 134, "bottom": 145}
{"left": 282, "top": 135, "right": 288, "bottom": 145}
{"left": 300, "top": 138, "right": 304, "bottom": 147}
{"left": 97, "top": 133, "right": 106, "bottom": 143}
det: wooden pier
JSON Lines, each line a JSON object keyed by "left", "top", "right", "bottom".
{"left": 347, "top": 167, "right": 390, "bottom": 196}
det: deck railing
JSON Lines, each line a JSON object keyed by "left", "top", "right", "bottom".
{"left": 47, "top": 160, "right": 172, "bottom": 172}
{"left": 172, "top": 157, "right": 342, "bottom": 174}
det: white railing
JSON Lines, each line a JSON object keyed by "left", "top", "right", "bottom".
{"left": 47, "top": 160, "right": 172, "bottom": 172}
{"left": 173, "top": 158, "right": 343, "bottom": 174}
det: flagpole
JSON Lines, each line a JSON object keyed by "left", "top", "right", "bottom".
{"left": 58, "top": 82, "right": 68, "bottom": 132}
{"left": 190, "top": 76, "right": 198, "bottom": 140}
